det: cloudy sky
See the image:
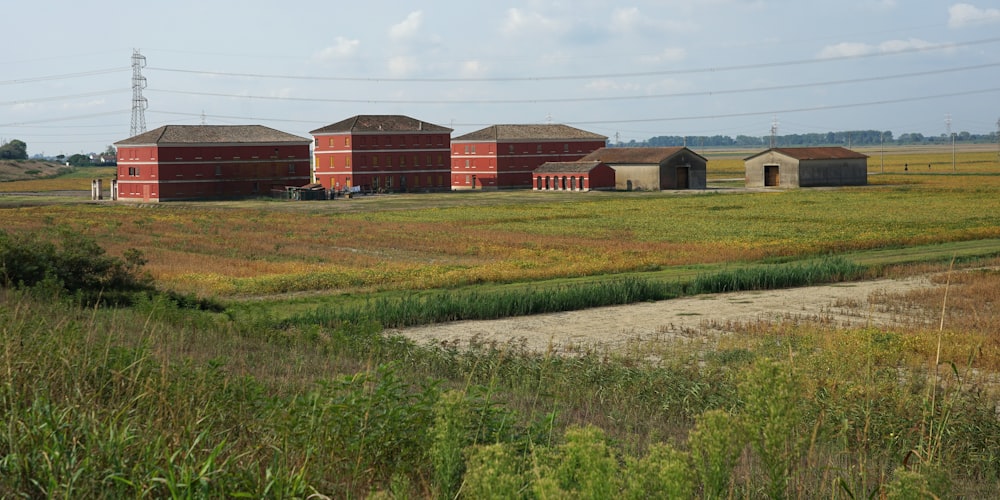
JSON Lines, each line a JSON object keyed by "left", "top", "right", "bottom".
{"left": 4, "top": 0, "right": 1000, "bottom": 155}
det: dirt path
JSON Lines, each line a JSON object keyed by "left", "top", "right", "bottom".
{"left": 389, "top": 274, "right": 941, "bottom": 353}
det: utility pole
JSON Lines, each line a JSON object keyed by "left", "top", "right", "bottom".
{"left": 946, "top": 114, "right": 955, "bottom": 172}
{"left": 880, "top": 131, "right": 884, "bottom": 174}
{"left": 130, "top": 49, "right": 148, "bottom": 137}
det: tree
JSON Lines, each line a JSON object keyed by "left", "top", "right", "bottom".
{"left": 0, "top": 139, "right": 28, "bottom": 160}
{"left": 67, "top": 153, "right": 92, "bottom": 167}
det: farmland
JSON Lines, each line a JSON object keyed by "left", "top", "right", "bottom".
{"left": 2, "top": 145, "right": 1000, "bottom": 497}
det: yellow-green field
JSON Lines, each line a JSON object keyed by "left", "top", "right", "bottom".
{"left": 1, "top": 148, "right": 999, "bottom": 298}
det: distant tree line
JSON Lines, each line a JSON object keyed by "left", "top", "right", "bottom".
{"left": 617, "top": 129, "right": 999, "bottom": 148}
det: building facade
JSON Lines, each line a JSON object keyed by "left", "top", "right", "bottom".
{"left": 114, "top": 125, "right": 311, "bottom": 202}
{"left": 744, "top": 147, "right": 869, "bottom": 188}
{"left": 311, "top": 115, "right": 452, "bottom": 193}
{"left": 451, "top": 124, "right": 607, "bottom": 190}
{"left": 580, "top": 147, "right": 707, "bottom": 191}
{"left": 532, "top": 161, "right": 615, "bottom": 192}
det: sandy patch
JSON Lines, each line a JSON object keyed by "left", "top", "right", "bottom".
{"left": 389, "top": 275, "right": 941, "bottom": 353}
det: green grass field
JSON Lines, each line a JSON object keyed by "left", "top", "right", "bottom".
{"left": 2, "top": 146, "right": 1000, "bottom": 497}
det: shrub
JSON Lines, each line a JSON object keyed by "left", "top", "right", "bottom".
{"left": 0, "top": 229, "right": 153, "bottom": 305}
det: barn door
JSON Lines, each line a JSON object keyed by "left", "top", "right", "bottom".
{"left": 764, "top": 165, "right": 779, "bottom": 187}
{"left": 142, "top": 184, "right": 151, "bottom": 202}
{"left": 676, "top": 167, "right": 689, "bottom": 189}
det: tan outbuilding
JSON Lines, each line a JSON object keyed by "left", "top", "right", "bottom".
{"left": 744, "top": 147, "right": 868, "bottom": 188}
{"left": 579, "top": 147, "right": 707, "bottom": 191}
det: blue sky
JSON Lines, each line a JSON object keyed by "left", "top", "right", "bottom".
{"left": 3, "top": 0, "right": 1000, "bottom": 155}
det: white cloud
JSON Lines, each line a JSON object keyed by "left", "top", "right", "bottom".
{"left": 460, "top": 60, "right": 488, "bottom": 77}
{"left": 390, "top": 11, "right": 423, "bottom": 41}
{"left": 948, "top": 3, "right": 1000, "bottom": 28}
{"left": 817, "top": 42, "right": 873, "bottom": 59}
{"left": 387, "top": 55, "right": 418, "bottom": 76}
{"left": 818, "top": 38, "right": 935, "bottom": 59}
{"left": 501, "top": 8, "right": 564, "bottom": 36}
{"left": 640, "top": 47, "right": 687, "bottom": 64}
{"left": 313, "top": 37, "right": 360, "bottom": 61}
{"left": 878, "top": 38, "right": 934, "bottom": 53}
{"left": 610, "top": 7, "right": 692, "bottom": 35}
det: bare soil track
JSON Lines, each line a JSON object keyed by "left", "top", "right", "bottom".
{"left": 390, "top": 274, "right": 942, "bottom": 353}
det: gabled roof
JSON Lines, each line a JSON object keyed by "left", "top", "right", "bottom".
{"left": 115, "top": 125, "right": 310, "bottom": 146}
{"left": 745, "top": 147, "right": 869, "bottom": 161}
{"left": 310, "top": 115, "right": 451, "bottom": 134}
{"left": 580, "top": 146, "right": 704, "bottom": 164}
{"left": 534, "top": 161, "right": 605, "bottom": 174}
{"left": 454, "top": 124, "right": 607, "bottom": 142}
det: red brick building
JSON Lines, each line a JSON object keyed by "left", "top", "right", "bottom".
{"left": 114, "top": 125, "right": 311, "bottom": 202}
{"left": 451, "top": 124, "right": 607, "bottom": 190}
{"left": 311, "top": 115, "right": 452, "bottom": 193}
{"left": 533, "top": 161, "right": 616, "bottom": 192}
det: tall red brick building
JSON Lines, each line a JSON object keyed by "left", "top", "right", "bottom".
{"left": 450, "top": 124, "right": 607, "bottom": 190}
{"left": 114, "top": 125, "right": 311, "bottom": 202}
{"left": 311, "top": 115, "right": 452, "bottom": 193}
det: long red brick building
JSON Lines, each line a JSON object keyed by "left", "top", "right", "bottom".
{"left": 450, "top": 124, "right": 607, "bottom": 190}
{"left": 114, "top": 125, "right": 311, "bottom": 202}
{"left": 311, "top": 115, "right": 452, "bottom": 193}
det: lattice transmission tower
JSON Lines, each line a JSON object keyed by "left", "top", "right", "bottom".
{"left": 130, "top": 49, "right": 148, "bottom": 137}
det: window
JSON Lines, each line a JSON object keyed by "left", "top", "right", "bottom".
{"left": 215, "top": 165, "right": 222, "bottom": 176}
{"left": 537, "top": 145, "right": 542, "bottom": 153}
{"left": 373, "top": 156, "right": 379, "bottom": 166}
{"left": 564, "top": 143, "right": 569, "bottom": 152}
{"left": 464, "top": 145, "right": 470, "bottom": 154}
{"left": 345, "top": 157, "right": 351, "bottom": 168}
{"left": 426, "top": 155, "right": 432, "bottom": 166}
{"left": 329, "top": 138, "right": 335, "bottom": 147}
{"left": 414, "top": 155, "right": 419, "bottom": 166}
{"left": 400, "top": 156, "right": 406, "bottom": 166}
{"left": 386, "top": 176, "right": 393, "bottom": 188}
{"left": 345, "top": 136, "right": 350, "bottom": 147}
{"left": 471, "top": 144, "right": 476, "bottom": 154}
{"left": 330, "top": 157, "right": 335, "bottom": 168}
{"left": 288, "top": 164, "right": 296, "bottom": 174}
{"left": 465, "top": 159, "right": 470, "bottom": 168}
{"left": 437, "top": 155, "right": 443, "bottom": 165}
{"left": 509, "top": 145, "right": 515, "bottom": 154}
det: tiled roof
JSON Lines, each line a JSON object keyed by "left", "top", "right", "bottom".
{"left": 534, "top": 161, "right": 604, "bottom": 173}
{"left": 310, "top": 115, "right": 451, "bottom": 134}
{"left": 454, "top": 124, "right": 607, "bottom": 142}
{"left": 116, "top": 125, "right": 310, "bottom": 145}
{"left": 746, "top": 147, "right": 869, "bottom": 161}
{"left": 581, "top": 147, "right": 699, "bottom": 164}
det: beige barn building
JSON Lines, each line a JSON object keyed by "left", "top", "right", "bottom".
{"left": 579, "top": 147, "right": 707, "bottom": 191}
{"left": 744, "top": 147, "right": 868, "bottom": 188}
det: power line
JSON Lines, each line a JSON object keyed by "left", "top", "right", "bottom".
{"left": 147, "top": 86, "right": 1000, "bottom": 128}
{"left": 0, "top": 89, "right": 129, "bottom": 106}
{"left": 144, "top": 61, "right": 1000, "bottom": 105}
{"left": 0, "top": 67, "right": 129, "bottom": 85}
{"left": 143, "top": 36, "right": 1000, "bottom": 83}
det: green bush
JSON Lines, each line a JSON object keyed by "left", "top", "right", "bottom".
{"left": 0, "top": 229, "right": 153, "bottom": 305}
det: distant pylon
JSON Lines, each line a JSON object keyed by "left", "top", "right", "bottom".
{"left": 130, "top": 49, "right": 148, "bottom": 137}
{"left": 769, "top": 116, "right": 779, "bottom": 148}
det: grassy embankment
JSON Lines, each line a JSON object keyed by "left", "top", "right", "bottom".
{"left": 2, "top": 146, "right": 1000, "bottom": 497}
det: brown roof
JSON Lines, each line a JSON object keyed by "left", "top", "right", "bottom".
{"left": 534, "top": 161, "right": 604, "bottom": 174}
{"left": 745, "top": 147, "right": 869, "bottom": 161}
{"left": 116, "top": 125, "right": 310, "bottom": 146}
{"left": 581, "top": 147, "right": 703, "bottom": 164}
{"left": 310, "top": 115, "right": 451, "bottom": 134}
{"left": 454, "top": 124, "right": 607, "bottom": 142}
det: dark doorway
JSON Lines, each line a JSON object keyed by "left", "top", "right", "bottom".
{"left": 764, "top": 165, "right": 779, "bottom": 187}
{"left": 676, "top": 167, "right": 689, "bottom": 189}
